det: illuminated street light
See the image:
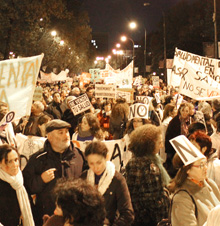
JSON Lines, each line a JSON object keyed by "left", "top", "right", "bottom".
{"left": 121, "top": 35, "right": 135, "bottom": 76}
{"left": 51, "top": 30, "right": 57, "bottom": 37}
{"left": 129, "top": 21, "right": 147, "bottom": 77}
{"left": 129, "top": 21, "right": 137, "bottom": 29}
{"left": 60, "top": 40, "right": 64, "bottom": 46}
{"left": 116, "top": 43, "right": 121, "bottom": 48}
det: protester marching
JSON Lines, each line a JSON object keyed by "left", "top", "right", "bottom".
{"left": 1, "top": 48, "right": 220, "bottom": 226}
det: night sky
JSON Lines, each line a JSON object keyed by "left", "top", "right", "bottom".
{"left": 83, "top": 0, "right": 184, "bottom": 48}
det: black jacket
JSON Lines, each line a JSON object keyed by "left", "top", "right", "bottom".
{"left": 81, "top": 170, "right": 134, "bottom": 226}
{"left": 0, "top": 179, "right": 21, "bottom": 226}
{"left": 23, "top": 140, "right": 86, "bottom": 225}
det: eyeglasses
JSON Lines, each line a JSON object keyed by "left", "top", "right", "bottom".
{"left": 192, "top": 162, "right": 208, "bottom": 169}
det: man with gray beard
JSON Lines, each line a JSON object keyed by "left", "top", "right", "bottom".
{"left": 23, "top": 119, "right": 86, "bottom": 226}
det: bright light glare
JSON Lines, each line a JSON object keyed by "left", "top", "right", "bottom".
{"left": 51, "top": 31, "right": 57, "bottom": 36}
{"left": 116, "top": 43, "right": 121, "bottom": 48}
{"left": 121, "top": 36, "right": 127, "bottom": 42}
{"left": 60, "top": 40, "right": 64, "bottom": 45}
{"left": 129, "top": 22, "right": 136, "bottom": 29}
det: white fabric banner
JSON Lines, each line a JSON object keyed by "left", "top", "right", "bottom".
{"left": 0, "top": 54, "right": 44, "bottom": 119}
{"left": 179, "top": 62, "right": 220, "bottom": 100}
{"left": 170, "top": 48, "right": 220, "bottom": 88}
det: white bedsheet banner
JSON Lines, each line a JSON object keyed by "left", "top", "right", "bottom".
{"left": 0, "top": 54, "right": 44, "bottom": 119}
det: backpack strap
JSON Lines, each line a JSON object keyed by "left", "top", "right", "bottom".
{"left": 169, "top": 189, "right": 198, "bottom": 220}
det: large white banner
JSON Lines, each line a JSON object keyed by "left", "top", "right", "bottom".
{"left": 179, "top": 62, "right": 220, "bottom": 100}
{"left": 0, "top": 54, "right": 44, "bottom": 119}
{"left": 170, "top": 48, "right": 220, "bottom": 88}
{"left": 100, "top": 61, "right": 133, "bottom": 88}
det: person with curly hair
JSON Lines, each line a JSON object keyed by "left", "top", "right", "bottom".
{"left": 125, "top": 124, "right": 170, "bottom": 226}
{"left": 43, "top": 178, "right": 106, "bottom": 226}
{"left": 72, "top": 113, "right": 104, "bottom": 141}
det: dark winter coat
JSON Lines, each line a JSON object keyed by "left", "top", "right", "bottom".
{"left": 81, "top": 170, "right": 134, "bottom": 226}
{"left": 0, "top": 179, "right": 21, "bottom": 226}
{"left": 23, "top": 140, "right": 86, "bottom": 225}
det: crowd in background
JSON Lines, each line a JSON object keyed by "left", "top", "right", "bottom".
{"left": 1, "top": 78, "right": 220, "bottom": 226}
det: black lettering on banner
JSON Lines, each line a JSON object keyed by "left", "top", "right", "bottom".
{"left": 182, "top": 81, "right": 194, "bottom": 91}
{"left": 137, "top": 104, "right": 147, "bottom": 117}
{"left": 171, "top": 140, "right": 197, "bottom": 162}
{"left": 195, "top": 87, "right": 206, "bottom": 96}
{"left": 110, "top": 143, "right": 122, "bottom": 169}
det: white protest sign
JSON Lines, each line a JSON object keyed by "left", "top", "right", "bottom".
{"left": 116, "top": 90, "right": 131, "bottom": 103}
{"left": 136, "top": 96, "right": 152, "bottom": 105}
{"left": 152, "top": 76, "right": 160, "bottom": 88}
{"left": 104, "top": 139, "right": 125, "bottom": 172}
{"left": 33, "top": 86, "right": 43, "bottom": 101}
{"left": 16, "top": 133, "right": 46, "bottom": 169}
{"left": 129, "top": 103, "right": 149, "bottom": 120}
{"left": 0, "top": 54, "right": 44, "bottom": 119}
{"left": 68, "top": 94, "right": 92, "bottom": 115}
{"left": 179, "top": 62, "right": 220, "bottom": 100}
{"left": 72, "top": 138, "right": 125, "bottom": 172}
{"left": 170, "top": 48, "right": 220, "bottom": 88}
{"left": 170, "top": 135, "right": 205, "bottom": 166}
{"left": 95, "top": 84, "right": 116, "bottom": 98}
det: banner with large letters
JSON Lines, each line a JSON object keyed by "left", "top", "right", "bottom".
{"left": 170, "top": 48, "right": 220, "bottom": 88}
{"left": 0, "top": 54, "right": 44, "bottom": 119}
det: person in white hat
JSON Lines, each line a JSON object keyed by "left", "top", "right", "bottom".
{"left": 169, "top": 135, "right": 220, "bottom": 226}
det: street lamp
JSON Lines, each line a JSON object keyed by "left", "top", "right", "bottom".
{"left": 144, "top": 3, "right": 167, "bottom": 84}
{"left": 51, "top": 30, "right": 57, "bottom": 37}
{"left": 129, "top": 21, "right": 147, "bottom": 78}
{"left": 121, "top": 35, "right": 135, "bottom": 76}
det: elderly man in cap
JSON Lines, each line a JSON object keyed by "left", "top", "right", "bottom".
{"left": 23, "top": 119, "right": 86, "bottom": 226}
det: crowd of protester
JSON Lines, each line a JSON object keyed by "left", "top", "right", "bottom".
{"left": 1, "top": 78, "right": 220, "bottom": 226}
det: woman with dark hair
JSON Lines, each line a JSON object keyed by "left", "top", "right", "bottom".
{"left": 160, "top": 103, "right": 177, "bottom": 162}
{"left": 165, "top": 102, "right": 191, "bottom": 177}
{"left": 43, "top": 178, "right": 106, "bottom": 226}
{"left": 81, "top": 141, "right": 134, "bottom": 226}
{"left": 188, "top": 131, "right": 220, "bottom": 189}
{"left": 109, "top": 98, "right": 130, "bottom": 139}
{"left": 0, "top": 144, "right": 34, "bottom": 226}
{"left": 125, "top": 124, "right": 170, "bottom": 226}
{"left": 169, "top": 153, "right": 220, "bottom": 226}
{"left": 72, "top": 113, "right": 104, "bottom": 141}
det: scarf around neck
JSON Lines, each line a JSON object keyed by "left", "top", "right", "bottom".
{"left": 0, "top": 168, "right": 35, "bottom": 226}
{"left": 87, "top": 161, "right": 115, "bottom": 195}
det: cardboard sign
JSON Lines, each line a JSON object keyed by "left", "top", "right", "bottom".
{"left": 136, "top": 96, "right": 152, "bottom": 105}
{"left": 170, "top": 135, "right": 205, "bottom": 166}
{"left": 116, "top": 90, "right": 131, "bottom": 103}
{"left": 129, "top": 103, "right": 149, "bottom": 120}
{"left": 152, "top": 76, "right": 160, "bottom": 88}
{"left": 95, "top": 84, "right": 116, "bottom": 98}
{"left": 68, "top": 94, "right": 92, "bottom": 116}
{"left": 33, "top": 86, "right": 43, "bottom": 101}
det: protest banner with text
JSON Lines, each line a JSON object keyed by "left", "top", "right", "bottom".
{"left": 0, "top": 54, "right": 44, "bottom": 119}
{"left": 95, "top": 84, "right": 116, "bottom": 99}
{"left": 68, "top": 94, "right": 92, "bottom": 115}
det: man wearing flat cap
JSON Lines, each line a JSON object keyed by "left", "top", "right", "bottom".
{"left": 23, "top": 119, "right": 86, "bottom": 226}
